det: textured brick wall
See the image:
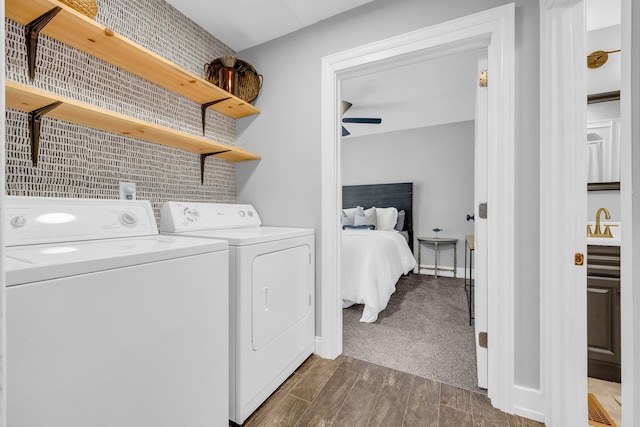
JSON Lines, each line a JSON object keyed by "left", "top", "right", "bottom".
{"left": 5, "top": 0, "right": 242, "bottom": 221}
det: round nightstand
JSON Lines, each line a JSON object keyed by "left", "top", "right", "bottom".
{"left": 417, "top": 236, "right": 458, "bottom": 278}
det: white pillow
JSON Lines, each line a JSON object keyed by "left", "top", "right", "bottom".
{"left": 375, "top": 207, "right": 398, "bottom": 231}
{"left": 341, "top": 208, "right": 357, "bottom": 226}
{"left": 354, "top": 206, "right": 377, "bottom": 228}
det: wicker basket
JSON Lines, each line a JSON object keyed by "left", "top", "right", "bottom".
{"left": 204, "top": 58, "right": 263, "bottom": 104}
{"left": 58, "top": 0, "right": 98, "bottom": 19}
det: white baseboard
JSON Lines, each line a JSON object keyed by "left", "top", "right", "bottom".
{"left": 512, "top": 385, "right": 545, "bottom": 423}
{"left": 417, "top": 266, "right": 471, "bottom": 279}
{"left": 313, "top": 335, "right": 337, "bottom": 360}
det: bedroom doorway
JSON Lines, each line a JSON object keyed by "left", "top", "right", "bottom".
{"left": 320, "top": 3, "right": 516, "bottom": 414}
{"left": 338, "top": 49, "right": 489, "bottom": 393}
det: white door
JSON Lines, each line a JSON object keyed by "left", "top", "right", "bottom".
{"left": 474, "top": 52, "right": 488, "bottom": 389}
{"left": 251, "top": 244, "right": 312, "bottom": 350}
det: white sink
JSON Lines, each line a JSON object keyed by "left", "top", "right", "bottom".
{"left": 587, "top": 221, "right": 621, "bottom": 246}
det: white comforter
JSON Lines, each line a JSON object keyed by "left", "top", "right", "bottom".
{"left": 341, "top": 230, "right": 416, "bottom": 323}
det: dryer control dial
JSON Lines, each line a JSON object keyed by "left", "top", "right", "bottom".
{"left": 238, "top": 210, "right": 246, "bottom": 218}
{"left": 183, "top": 207, "right": 200, "bottom": 222}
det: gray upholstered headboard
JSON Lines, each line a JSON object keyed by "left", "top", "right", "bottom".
{"left": 342, "top": 182, "right": 414, "bottom": 252}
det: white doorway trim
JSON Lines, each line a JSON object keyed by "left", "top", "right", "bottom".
{"left": 539, "top": 1, "right": 588, "bottom": 426}
{"left": 320, "top": 3, "right": 515, "bottom": 412}
{"left": 541, "top": 1, "right": 640, "bottom": 425}
{"left": 620, "top": 0, "right": 640, "bottom": 423}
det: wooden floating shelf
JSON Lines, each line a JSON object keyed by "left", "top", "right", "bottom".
{"left": 6, "top": 81, "right": 261, "bottom": 165}
{"left": 5, "top": 0, "right": 260, "bottom": 120}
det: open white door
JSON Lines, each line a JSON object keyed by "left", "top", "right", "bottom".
{"left": 474, "top": 52, "right": 488, "bottom": 389}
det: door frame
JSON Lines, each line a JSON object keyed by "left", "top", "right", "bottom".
{"left": 319, "top": 3, "right": 516, "bottom": 412}
{"left": 619, "top": 0, "right": 640, "bottom": 423}
{"left": 539, "top": 1, "right": 588, "bottom": 425}
{"left": 474, "top": 51, "right": 489, "bottom": 390}
{"left": 540, "top": 0, "right": 640, "bottom": 425}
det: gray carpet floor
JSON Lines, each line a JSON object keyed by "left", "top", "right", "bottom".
{"left": 342, "top": 273, "right": 484, "bottom": 393}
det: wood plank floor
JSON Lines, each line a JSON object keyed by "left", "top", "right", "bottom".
{"left": 236, "top": 354, "right": 545, "bottom": 427}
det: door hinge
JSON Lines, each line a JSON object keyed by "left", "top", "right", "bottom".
{"left": 479, "top": 332, "right": 488, "bottom": 348}
{"left": 478, "top": 203, "right": 487, "bottom": 219}
{"left": 479, "top": 70, "right": 488, "bottom": 87}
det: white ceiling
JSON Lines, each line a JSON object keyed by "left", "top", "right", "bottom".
{"left": 164, "top": 0, "right": 375, "bottom": 52}
{"left": 341, "top": 51, "right": 478, "bottom": 138}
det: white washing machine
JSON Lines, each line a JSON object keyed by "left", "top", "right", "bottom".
{"left": 4, "top": 196, "right": 230, "bottom": 427}
{"left": 160, "top": 202, "right": 315, "bottom": 425}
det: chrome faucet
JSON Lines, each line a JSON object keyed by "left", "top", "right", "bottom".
{"left": 587, "top": 207, "right": 616, "bottom": 238}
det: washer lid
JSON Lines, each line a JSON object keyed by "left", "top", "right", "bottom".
{"left": 5, "top": 196, "right": 158, "bottom": 247}
{"left": 174, "top": 226, "right": 314, "bottom": 246}
{"left": 5, "top": 235, "right": 227, "bottom": 286}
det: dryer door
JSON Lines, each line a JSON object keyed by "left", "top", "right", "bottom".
{"left": 252, "top": 244, "right": 312, "bottom": 350}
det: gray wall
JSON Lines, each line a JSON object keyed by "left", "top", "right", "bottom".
{"left": 237, "top": 0, "right": 541, "bottom": 389}
{"left": 341, "top": 122, "right": 475, "bottom": 271}
{"left": 513, "top": 0, "right": 540, "bottom": 389}
{"left": 5, "top": 0, "right": 239, "bottom": 221}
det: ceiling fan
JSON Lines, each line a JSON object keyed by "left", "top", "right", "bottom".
{"left": 341, "top": 101, "right": 382, "bottom": 137}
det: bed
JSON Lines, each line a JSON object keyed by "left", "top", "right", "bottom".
{"left": 341, "top": 183, "right": 417, "bottom": 323}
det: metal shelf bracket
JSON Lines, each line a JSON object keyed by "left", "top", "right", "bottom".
{"left": 25, "top": 7, "right": 62, "bottom": 81}
{"left": 200, "top": 98, "right": 231, "bottom": 135}
{"left": 29, "top": 101, "right": 62, "bottom": 166}
{"left": 200, "top": 151, "right": 231, "bottom": 184}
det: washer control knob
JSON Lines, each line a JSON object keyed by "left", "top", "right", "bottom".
{"left": 247, "top": 210, "right": 254, "bottom": 217}
{"left": 120, "top": 211, "right": 138, "bottom": 226}
{"left": 10, "top": 215, "right": 27, "bottom": 228}
{"left": 238, "top": 210, "right": 246, "bottom": 217}
{"left": 184, "top": 207, "right": 200, "bottom": 222}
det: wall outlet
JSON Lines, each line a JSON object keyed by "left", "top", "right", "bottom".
{"left": 119, "top": 181, "right": 136, "bottom": 200}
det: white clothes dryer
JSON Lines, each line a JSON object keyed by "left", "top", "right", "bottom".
{"left": 160, "top": 202, "right": 315, "bottom": 425}
{"left": 5, "top": 196, "right": 230, "bottom": 427}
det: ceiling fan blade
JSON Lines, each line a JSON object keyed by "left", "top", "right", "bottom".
{"left": 341, "top": 101, "right": 353, "bottom": 115}
{"left": 342, "top": 117, "right": 382, "bottom": 124}
{"left": 342, "top": 126, "right": 350, "bottom": 137}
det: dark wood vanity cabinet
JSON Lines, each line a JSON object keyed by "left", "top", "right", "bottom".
{"left": 587, "top": 245, "right": 621, "bottom": 383}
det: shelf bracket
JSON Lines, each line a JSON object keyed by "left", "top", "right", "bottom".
{"left": 200, "top": 98, "right": 231, "bottom": 135}
{"left": 29, "top": 101, "right": 63, "bottom": 166}
{"left": 200, "top": 151, "right": 231, "bottom": 184}
{"left": 25, "top": 7, "right": 62, "bottom": 81}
